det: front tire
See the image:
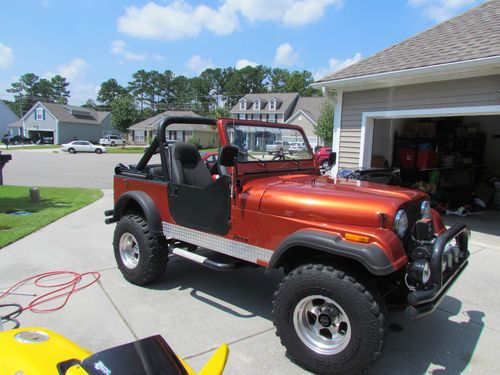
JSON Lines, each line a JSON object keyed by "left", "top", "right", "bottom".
{"left": 113, "top": 214, "right": 168, "bottom": 285}
{"left": 95, "top": 148, "right": 102, "bottom": 154}
{"left": 272, "top": 264, "right": 385, "bottom": 375}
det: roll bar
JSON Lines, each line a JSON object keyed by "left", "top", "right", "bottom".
{"left": 136, "top": 116, "right": 216, "bottom": 172}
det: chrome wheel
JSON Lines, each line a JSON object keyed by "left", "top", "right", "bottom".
{"left": 293, "top": 295, "right": 351, "bottom": 355}
{"left": 119, "top": 232, "right": 140, "bottom": 269}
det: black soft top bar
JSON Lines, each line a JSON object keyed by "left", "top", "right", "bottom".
{"left": 136, "top": 116, "right": 216, "bottom": 171}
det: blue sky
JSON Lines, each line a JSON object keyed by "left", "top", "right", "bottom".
{"left": 0, "top": 0, "right": 486, "bottom": 104}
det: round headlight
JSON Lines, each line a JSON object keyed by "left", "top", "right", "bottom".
{"left": 393, "top": 209, "right": 408, "bottom": 238}
{"left": 420, "top": 200, "right": 432, "bottom": 219}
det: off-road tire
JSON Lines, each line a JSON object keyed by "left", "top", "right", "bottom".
{"left": 272, "top": 263, "right": 385, "bottom": 375}
{"left": 113, "top": 214, "right": 168, "bottom": 285}
{"left": 95, "top": 148, "right": 102, "bottom": 154}
{"left": 68, "top": 148, "right": 76, "bottom": 154}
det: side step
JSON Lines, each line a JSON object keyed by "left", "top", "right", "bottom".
{"left": 171, "top": 247, "right": 243, "bottom": 271}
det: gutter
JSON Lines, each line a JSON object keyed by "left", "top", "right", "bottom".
{"left": 311, "top": 55, "right": 500, "bottom": 89}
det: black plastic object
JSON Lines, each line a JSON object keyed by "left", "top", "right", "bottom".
{"left": 79, "top": 335, "right": 188, "bottom": 375}
{"left": 219, "top": 145, "right": 239, "bottom": 167}
{"left": 168, "top": 176, "right": 231, "bottom": 235}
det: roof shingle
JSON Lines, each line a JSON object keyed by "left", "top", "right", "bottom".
{"left": 317, "top": 0, "right": 500, "bottom": 83}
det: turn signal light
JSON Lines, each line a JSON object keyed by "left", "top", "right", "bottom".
{"left": 345, "top": 233, "right": 370, "bottom": 243}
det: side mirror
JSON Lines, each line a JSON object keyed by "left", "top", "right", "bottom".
{"left": 328, "top": 152, "right": 337, "bottom": 167}
{"left": 219, "top": 145, "right": 239, "bottom": 167}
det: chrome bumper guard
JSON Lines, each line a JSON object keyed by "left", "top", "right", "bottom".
{"left": 405, "top": 224, "right": 469, "bottom": 319}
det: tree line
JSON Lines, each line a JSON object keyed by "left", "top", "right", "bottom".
{"left": 4, "top": 65, "right": 330, "bottom": 138}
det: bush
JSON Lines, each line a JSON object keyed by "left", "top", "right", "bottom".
{"left": 188, "top": 136, "right": 202, "bottom": 149}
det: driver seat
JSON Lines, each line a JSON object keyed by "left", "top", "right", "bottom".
{"left": 169, "top": 142, "right": 213, "bottom": 188}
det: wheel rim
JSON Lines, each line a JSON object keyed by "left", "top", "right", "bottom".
{"left": 293, "top": 295, "right": 351, "bottom": 355}
{"left": 119, "top": 232, "right": 140, "bottom": 269}
{"left": 321, "top": 160, "right": 329, "bottom": 169}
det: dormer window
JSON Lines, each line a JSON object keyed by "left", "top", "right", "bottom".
{"left": 269, "top": 98, "right": 277, "bottom": 111}
{"left": 35, "top": 108, "right": 44, "bottom": 120}
{"left": 254, "top": 98, "right": 261, "bottom": 111}
{"left": 239, "top": 99, "right": 247, "bottom": 111}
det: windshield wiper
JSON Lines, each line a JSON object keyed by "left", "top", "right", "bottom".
{"left": 240, "top": 151, "right": 267, "bottom": 166}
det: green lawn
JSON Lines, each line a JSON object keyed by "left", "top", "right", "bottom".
{"left": 106, "top": 146, "right": 145, "bottom": 153}
{"left": 3, "top": 145, "right": 60, "bottom": 150}
{"left": 0, "top": 186, "right": 103, "bottom": 248}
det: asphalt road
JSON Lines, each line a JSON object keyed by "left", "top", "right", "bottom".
{"left": 1, "top": 149, "right": 160, "bottom": 189}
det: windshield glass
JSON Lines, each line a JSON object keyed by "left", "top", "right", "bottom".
{"left": 226, "top": 124, "right": 313, "bottom": 162}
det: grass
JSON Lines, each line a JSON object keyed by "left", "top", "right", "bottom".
{"left": 0, "top": 186, "right": 103, "bottom": 248}
{"left": 106, "top": 146, "right": 145, "bottom": 154}
{"left": 3, "top": 145, "right": 60, "bottom": 150}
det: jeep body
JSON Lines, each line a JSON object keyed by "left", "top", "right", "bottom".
{"left": 105, "top": 116, "right": 469, "bottom": 374}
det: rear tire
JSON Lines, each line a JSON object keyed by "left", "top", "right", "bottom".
{"left": 272, "top": 263, "right": 385, "bottom": 375}
{"left": 68, "top": 148, "right": 76, "bottom": 154}
{"left": 111, "top": 141, "right": 116, "bottom": 147}
{"left": 113, "top": 214, "right": 168, "bottom": 285}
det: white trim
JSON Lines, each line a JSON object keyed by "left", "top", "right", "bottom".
{"left": 285, "top": 109, "right": 316, "bottom": 126}
{"left": 21, "top": 101, "right": 57, "bottom": 122}
{"left": 332, "top": 90, "right": 343, "bottom": 176}
{"left": 359, "top": 105, "right": 500, "bottom": 168}
{"left": 313, "top": 55, "right": 500, "bottom": 90}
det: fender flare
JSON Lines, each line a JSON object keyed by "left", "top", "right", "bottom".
{"left": 266, "top": 229, "right": 395, "bottom": 276}
{"left": 113, "top": 191, "right": 162, "bottom": 235}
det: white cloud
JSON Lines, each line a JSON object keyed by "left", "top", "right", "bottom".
{"left": 153, "top": 54, "right": 166, "bottom": 61}
{"left": 0, "top": 43, "right": 14, "bottom": 69}
{"left": 186, "top": 55, "right": 213, "bottom": 73}
{"left": 313, "top": 52, "right": 362, "bottom": 80}
{"left": 273, "top": 43, "right": 299, "bottom": 66}
{"left": 235, "top": 59, "right": 258, "bottom": 69}
{"left": 70, "top": 83, "right": 100, "bottom": 106}
{"left": 54, "top": 58, "right": 89, "bottom": 81}
{"left": 110, "top": 40, "right": 147, "bottom": 61}
{"left": 117, "top": 1, "right": 239, "bottom": 40}
{"left": 226, "top": 0, "right": 342, "bottom": 26}
{"left": 407, "top": 0, "right": 480, "bottom": 22}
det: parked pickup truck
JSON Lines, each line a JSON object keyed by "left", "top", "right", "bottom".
{"left": 105, "top": 117, "right": 469, "bottom": 375}
{"left": 265, "top": 140, "right": 289, "bottom": 154}
{"left": 99, "top": 135, "right": 125, "bottom": 146}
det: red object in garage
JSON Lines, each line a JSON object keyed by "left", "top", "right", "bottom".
{"left": 417, "top": 149, "right": 438, "bottom": 170}
{"left": 399, "top": 148, "right": 416, "bottom": 170}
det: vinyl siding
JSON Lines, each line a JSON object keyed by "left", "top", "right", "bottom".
{"left": 23, "top": 104, "right": 57, "bottom": 133}
{"left": 0, "top": 101, "right": 19, "bottom": 136}
{"left": 339, "top": 74, "right": 500, "bottom": 168}
{"left": 58, "top": 122, "right": 103, "bottom": 144}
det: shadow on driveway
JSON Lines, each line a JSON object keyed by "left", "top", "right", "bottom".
{"left": 147, "top": 256, "right": 485, "bottom": 374}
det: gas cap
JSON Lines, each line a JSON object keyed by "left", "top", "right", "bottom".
{"left": 15, "top": 330, "right": 49, "bottom": 344}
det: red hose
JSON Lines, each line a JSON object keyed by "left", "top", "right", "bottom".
{"left": 0, "top": 271, "right": 100, "bottom": 313}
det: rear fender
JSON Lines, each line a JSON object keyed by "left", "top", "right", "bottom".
{"left": 113, "top": 191, "right": 162, "bottom": 235}
{"left": 266, "top": 229, "right": 396, "bottom": 276}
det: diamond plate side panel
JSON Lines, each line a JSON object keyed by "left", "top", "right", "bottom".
{"left": 162, "top": 222, "right": 274, "bottom": 263}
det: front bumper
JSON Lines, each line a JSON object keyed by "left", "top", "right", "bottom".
{"left": 405, "top": 224, "right": 469, "bottom": 319}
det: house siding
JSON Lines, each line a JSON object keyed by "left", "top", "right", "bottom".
{"left": 23, "top": 104, "right": 58, "bottom": 137}
{"left": 339, "top": 74, "right": 500, "bottom": 168}
{"left": 57, "top": 115, "right": 112, "bottom": 144}
{"left": 0, "top": 101, "right": 19, "bottom": 136}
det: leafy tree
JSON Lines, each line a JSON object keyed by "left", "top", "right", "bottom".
{"left": 169, "top": 75, "right": 192, "bottom": 110}
{"left": 210, "top": 107, "right": 231, "bottom": 119}
{"left": 82, "top": 99, "right": 98, "bottom": 110}
{"left": 128, "top": 69, "right": 151, "bottom": 115}
{"left": 50, "top": 75, "right": 70, "bottom": 104}
{"left": 285, "top": 71, "right": 319, "bottom": 96}
{"left": 268, "top": 68, "right": 290, "bottom": 92}
{"left": 34, "top": 78, "right": 54, "bottom": 101}
{"left": 223, "top": 65, "right": 269, "bottom": 107}
{"left": 111, "top": 96, "right": 137, "bottom": 134}
{"left": 156, "top": 70, "right": 174, "bottom": 111}
{"left": 7, "top": 73, "right": 41, "bottom": 114}
{"left": 314, "top": 102, "right": 334, "bottom": 146}
{"left": 97, "top": 79, "right": 127, "bottom": 106}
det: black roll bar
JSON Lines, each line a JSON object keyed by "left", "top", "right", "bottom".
{"left": 136, "top": 116, "right": 216, "bottom": 173}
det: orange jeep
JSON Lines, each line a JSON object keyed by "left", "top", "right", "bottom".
{"left": 105, "top": 116, "right": 469, "bottom": 374}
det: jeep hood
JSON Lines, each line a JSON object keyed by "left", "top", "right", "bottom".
{"left": 255, "top": 175, "right": 426, "bottom": 227}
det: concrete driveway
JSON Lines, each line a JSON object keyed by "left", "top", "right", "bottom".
{"left": 0, "top": 191, "right": 498, "bottom": 374}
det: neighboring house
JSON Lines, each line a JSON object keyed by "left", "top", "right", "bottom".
{"left": 0, "top": 100, "right": 19, "bottom": 137}
{"left": 18, "top": 102, "right": 112, "bottom": 144}
{"left": 128, "top": 110, "right": 218, "bottom": 148}
{"left": 230, "top": 93, "right": 299, "bottom": 124}
{"left": 230, "top": 93, "right": 330, "bottom": 147}
{"left": 314, "top": 0, "right": 500, "bottom": 178}
{"left": 285, "top": 96, "right": 329, "bottom": 147}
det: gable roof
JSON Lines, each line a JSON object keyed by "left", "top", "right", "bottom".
{"left": 129, "top": 110, "right": 215, "bottom": 132}
{"left": 230, "top": 92, "right": 299, "bottom": 113}
{"left": 317, "top": 0, "right": 500, "bottom": 83}
{"left": 23, "top": 101, "right": 110, "bottom": 125}
{"left": 287, "top": 97, "right": 327, "bottom": 124}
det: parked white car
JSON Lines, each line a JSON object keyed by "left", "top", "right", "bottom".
{"left": 99, "top": 135, "right": 125, "bottom": 146}
{"left": 289, "top": 142, "right": 306, "bottom": 154}
{"left": 61, "top": 141, "right": 107, "bottom": 154}
{"left": 266, "top": 141, "right": 290, "bottom": 154}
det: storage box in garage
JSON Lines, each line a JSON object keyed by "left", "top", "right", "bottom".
{"left": 371, "top": 155, "right": 386, "bottom": 168}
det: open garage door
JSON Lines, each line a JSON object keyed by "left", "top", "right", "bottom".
{"left": 28, "top": 130, "right": 54, "bottom": 144}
